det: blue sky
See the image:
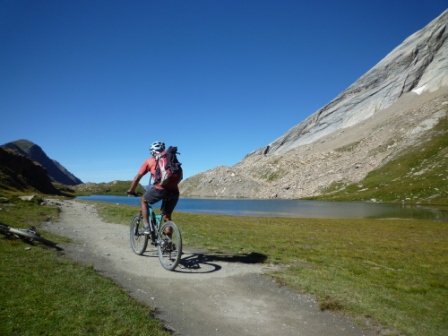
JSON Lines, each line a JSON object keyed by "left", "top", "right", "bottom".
{"left": 1, "top": 1, "right": 447, "bottom": 184}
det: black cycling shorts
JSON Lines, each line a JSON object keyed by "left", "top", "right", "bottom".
{"left": 143, "top": 186, "right": 179, "bottom": 215}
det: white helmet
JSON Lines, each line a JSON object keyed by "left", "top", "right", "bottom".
{"left": 150, "top": 141, "right": 165, "bottom": 152}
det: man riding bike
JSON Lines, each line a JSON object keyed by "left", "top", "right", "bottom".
{"left": 127, "top": 141, "right": 181, "bottom": 234}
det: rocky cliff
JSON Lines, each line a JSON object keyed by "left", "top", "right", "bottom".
{"left": 179, "top": 10, "right": 448, "bottom": 200}
{"left": 250, "top": 9, "right": 448, "bottom": 156}
{"left": 1, "top": 139, "right": 83, "bottom": 186}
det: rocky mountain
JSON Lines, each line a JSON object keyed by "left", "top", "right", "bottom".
{"left": 180, "top": 10, "right": 448, "bottom": 202}
{"left": 0, "top": 147, "right": 60, "bottom": 194}
{"left": 1, "top": 139, "right": 83, "bottom": 186}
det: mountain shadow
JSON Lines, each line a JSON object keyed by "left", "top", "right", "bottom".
{"left": 1, "top": 139, "right": 82, "bottom": 186}
{"left": 0, "top": 147, "right": 61, "bottom": 194}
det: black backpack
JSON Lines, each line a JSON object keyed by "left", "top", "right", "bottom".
{"left": 155, "top": 146, "right": 183, "bottom": 186}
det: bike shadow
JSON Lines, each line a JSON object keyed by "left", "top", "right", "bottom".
{"left": 176, "top": 251, "right": 268, "bottom": 274}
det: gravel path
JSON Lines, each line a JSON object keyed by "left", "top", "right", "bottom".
{"left": 42, "top": 199, "right": 376, "bottom": 336}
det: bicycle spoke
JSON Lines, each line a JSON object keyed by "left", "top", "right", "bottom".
{"left": 157, "top": 221, "right": 182, "bottom": 271}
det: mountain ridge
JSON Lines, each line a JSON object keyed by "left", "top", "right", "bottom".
{"left": 179, "top": 10, "right": 448, "bottom": 203}
{"left": 249, "top": 9, "right": 448, "bottom": 156}
{"left": 1, "top": 139, "right": 82, "bottom": 186}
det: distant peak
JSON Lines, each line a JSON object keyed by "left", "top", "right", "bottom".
{"left": 8, "top": 139, "right": 36, "bottom": 150}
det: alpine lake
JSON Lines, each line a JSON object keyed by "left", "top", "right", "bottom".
{"left": 76, "top": 195, "right": 447, "bottom": 221}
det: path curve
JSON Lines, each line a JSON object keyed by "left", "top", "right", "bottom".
{"left": 42, "top": 199, "right": 375, "bottom": 336}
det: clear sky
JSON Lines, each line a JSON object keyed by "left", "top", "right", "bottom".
{"left": 1, "top": 1, "right": 447, "bottom": 184}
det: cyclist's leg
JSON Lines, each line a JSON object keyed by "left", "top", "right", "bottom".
{"left": 142, "top": 187, "right": 163, "bottom": 229}
{"left": 160, "top": 199, "right": 171, "bottom": 222}
{"left": 145, "top": 187, "right": 166, "bottom": 206}
{"left": 161, "top": 190, "right": 179, "bottom": 220}
{"left": 140, "top": 195, "right": 150, "bottom": 229}
{"left": 161, "top": 190, "right": 180, "bottom": 236}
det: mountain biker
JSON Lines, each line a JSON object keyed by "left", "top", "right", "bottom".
{"left": 127, "top": 141, "right": 181, "bottom": 234}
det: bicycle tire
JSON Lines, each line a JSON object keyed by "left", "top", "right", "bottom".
{"left": 130, "top": 214, "right": 148, "bottom": 255}
{"left": 157, "top": 221, "right": 182, "bottom": 271}
{"left": 0, "top": 222, "right": 10, "bottom": 236}
{"left": 8, "top": 227, "right": 57, "bottom": 248}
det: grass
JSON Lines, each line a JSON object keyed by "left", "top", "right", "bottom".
{"left": 314, "top": 116, "right": 448, "bottom": 205}
{"left": 92, "top": 201, "right": 448, "bottom": 336}
{"left": 2, "top": 196, "right": 447, "bottom": 336}
{"left": 0, "top": 196, "right": 170, "bottom": 336}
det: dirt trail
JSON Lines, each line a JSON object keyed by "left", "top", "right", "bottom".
{"left": 42, "top": 199, "right": 375, "bottom": 336}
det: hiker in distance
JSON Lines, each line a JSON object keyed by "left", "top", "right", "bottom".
{"left": 127, "top": 141, "right": 183, "bottom": 234}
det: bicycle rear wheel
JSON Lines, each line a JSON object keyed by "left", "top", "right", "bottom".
{"left": 157, "top": 221, "right": 182, "bottom": 271}
{"left": 130, "top": 214, "right": 148, "bottom": 255}
{"left": 8, "top": 227, "right": 57, "bottom": 248}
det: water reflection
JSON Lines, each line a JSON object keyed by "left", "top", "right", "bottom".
{"left": 76, "top": 195, "right": 447, "bottom": 221}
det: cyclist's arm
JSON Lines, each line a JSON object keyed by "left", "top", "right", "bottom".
{"left": 128, "top": 173, "right": 144, "bottom": 194}
{"left": 128, "top": 158, "right": 155, "bottom": 194}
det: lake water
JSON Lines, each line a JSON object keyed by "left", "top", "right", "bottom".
{"left": 76, "top": 195, "right": 448, "bottom": 221}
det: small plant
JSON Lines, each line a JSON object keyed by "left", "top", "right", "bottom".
{"left": 319, "top": 296, "right": 344, "bottom": 311}
{"left": 335, "top": 141, "right": 360, "bottom": 153}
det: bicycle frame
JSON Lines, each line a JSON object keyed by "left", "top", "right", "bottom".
{"left": 138, "top": 205, "right": 163, "bottom": 243}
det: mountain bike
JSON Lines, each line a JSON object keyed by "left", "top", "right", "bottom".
{"left": 0, "top": 221, "right": 59, "bottom": 249}
{"left": 127, "top": 192, "right": 182, "bottom": 271}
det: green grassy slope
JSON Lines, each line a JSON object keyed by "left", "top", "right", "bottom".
{"left": 73, "top": 180, "right": 145, "bottom": 196}
{"left": 312, "top": 116, "right": 448, "bottom": 206}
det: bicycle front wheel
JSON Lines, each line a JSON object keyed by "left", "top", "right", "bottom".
{"left": 0, "top": 222, "right": 10, "bottom": 236}
{"left": 130, "top": 214, "right": 148, "bottom": 255}
{"left": 157, "top": 221, "right": 182, "bottom": 271}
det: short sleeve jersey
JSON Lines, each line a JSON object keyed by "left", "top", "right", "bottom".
{"left": 138, "top": 157, "right": 156, "bottom": 177}
{"left": 137, "top": 157, "right": 180, "bottom": 190}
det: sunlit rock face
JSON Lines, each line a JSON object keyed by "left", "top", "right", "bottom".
{"left": 249, "top": 10, "right": 448, "bottom": 156}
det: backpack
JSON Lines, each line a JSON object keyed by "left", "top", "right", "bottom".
{"left": 155, "top": 146, "right": 183, "bottom": 186}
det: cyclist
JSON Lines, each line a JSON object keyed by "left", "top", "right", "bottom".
{"left": 127, "top": 141, "right": 181, "bottom": 234}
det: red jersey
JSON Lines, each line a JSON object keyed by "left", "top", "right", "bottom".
{"left": 137, "top": 157, "right": 180, "bottom": 190}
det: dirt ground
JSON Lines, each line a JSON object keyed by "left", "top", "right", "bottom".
{"left": 42, "top": 199, "right": 377, "bottom": 336}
